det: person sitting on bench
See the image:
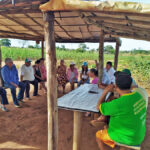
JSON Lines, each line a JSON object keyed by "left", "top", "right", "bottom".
{"left": 96, "top": 73, "right": 147, "bottom": 150}
{"left": 1, "top": 58, "right": 25, "bottom": 108}
{"left": 67, "top": 62, "right": 78, "bottom": 90}
{"left": 0, "top": 87, "right": 9, "bottom": 112}
{"left": 20, "top": 58, "right": 39, "bottom": 100}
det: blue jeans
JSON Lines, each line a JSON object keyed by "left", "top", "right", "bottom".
{"left": 0, "top": 87, "right": 8, "bottom": 105}
{"left": 4, "top": 82, "right": 25, "bottom": 105}
{"left": 77, "top": 78, "right": 90, "bottom": 87}
{"left": 23, "top": 79, "right": 38, "bottom": 98}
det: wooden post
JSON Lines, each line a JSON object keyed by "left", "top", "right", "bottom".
{"left": 73, "top": 111, "right": 82, "bottom": 150}
{"left": 41, "top": 40, "right": 44, "bottom": 58}
{"left": 0, "top": 45, "right": 2, "bottom": 86}
{"left": 98, "top": 30, "right": 104, "bottom": 83}
{"left": 114, "top": 41, "right": 120, "bottom": 70}
{"left": 43, "top": 12, "right": 58, "bottom": 150}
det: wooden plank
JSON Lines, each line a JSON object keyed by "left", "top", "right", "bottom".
{"left": 0, "top": 46, "right": 2, "bottom": 86}
{"left": 87, "top": 15, "right": 150, "bottom": 27}
{"left": 114, "top": 41, "right": 120, "bottom": 70}
{"left": 24, "top": 13, "right": 43, "bottom": 28}
{"left": 55, "top": 19, "right": 74, "bottom": 39}
{"left": 98, "top": 30, "right": 104, "bottom": 83}
{"left": 73, "top": 111, "right": 83, "bottom": 150}
{"left": 43, "top": 11, "right": 58, "bottom": 150}
{"left": 41, "top": 40, "right": 44, "bottom": 58}
{"left": 1, "top": 14, "right": 43, "bottom": 37}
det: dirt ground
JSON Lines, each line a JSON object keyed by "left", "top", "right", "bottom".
{"left": 0, "top": 61, "right": 150, "bottom": 150}
{"left": 0, "top": 84, "right": 101, "bottom": 150}
{"left": 0, "top": 85, "right": 150, "bottom": 150}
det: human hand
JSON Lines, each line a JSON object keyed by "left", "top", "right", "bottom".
{"left": 104, "top": 84, "right": 114, "bottom": 93}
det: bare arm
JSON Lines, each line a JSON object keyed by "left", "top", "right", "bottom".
{"left": 96, "top": 84, "right": 114, "bottom": 110}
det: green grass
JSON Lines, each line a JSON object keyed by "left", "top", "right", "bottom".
{"left": 1, "top": 46, "right": 150, "bottom": 88}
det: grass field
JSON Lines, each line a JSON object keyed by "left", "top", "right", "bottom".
{"left": 1, "top": 46, "right": 150, "bottom": 88}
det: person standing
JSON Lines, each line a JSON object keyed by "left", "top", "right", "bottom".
{"left": 1, "top": 58, "right": 25, "bottom": 107}
{"left": 20, "top": 58, "right": 39, "bottom": 99}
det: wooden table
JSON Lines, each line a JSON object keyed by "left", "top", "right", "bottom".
{"left": 58, "top": 84, "right": 110, "bottom": 150}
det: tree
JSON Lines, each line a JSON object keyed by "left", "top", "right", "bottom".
{"left": 21, "top": 40, "right": 28, "bottom": 48}
{"left": 77, "top": 43, "right": 89, "bottom": 52}
{"left": 104, "top": 45, "right": 115, "bottom": 54}
{"left": 0, "top": 39, "right": 11, "bottom": 47}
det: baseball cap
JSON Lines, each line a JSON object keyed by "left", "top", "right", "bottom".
{"left": 116, "top": 74, "right": 132, "bottom": 90}
{"left": 83, "top": 62, "right": 88, "bottom": 66}
{"left": 122, "top": 69, "right": 131, "bottom": 76}
{"left": 25, "top": 58, "right": 32, "bottom": 63}
{"left": 70, "top": 62, "right": 75, "bottom": 65}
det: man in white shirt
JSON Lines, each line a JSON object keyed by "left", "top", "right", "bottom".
{"left": 20, "top": 58, "right": 38, "bottom": 99}
{"left": 104, "top": 61, "right": 115, "bottom": 84}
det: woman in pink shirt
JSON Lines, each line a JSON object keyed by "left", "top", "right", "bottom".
{"left": 67, "top": 62, "right": 78, "bottom": 90}
{"left": 89, "top": 68, "right": 99, "bottom": 84}
{"left": 39, "top": 58, "right": 47, "bottom": 81}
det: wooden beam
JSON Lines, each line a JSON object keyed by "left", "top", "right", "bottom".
{"left": 97, "top": 21, "right": 150, "bottom": 35}
{"left": 43, "top": 11, "right": 58, "bottom": 150}
{"left": 55, "top": 19, "right": 73, "bottom": 39}
{"left": 41, "top": 40, "right": 44, "bottom": 58}
{"left": 98, "top": 30, "right": 104, "bottom": 83}
{"left": 1, "top": 14, "right": 43, "bottom": 37}
{"left": 114, "top": 41, "right": 120, "bottom": 70}
{"left": 82, "top": 14, "right": 150, "bottom": 41}
{"left": 87, "top": 15, "right": 150, "bottom": 27}
{"left": 79, "top": 27, "right": 84, "bottom": 40}
{"left": 73, "top": 111, "right": 83, "bottom": 150}
{"left": 24, "top": 13, "right": 43, "bottom": 28}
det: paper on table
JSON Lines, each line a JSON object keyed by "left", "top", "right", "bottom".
{"left": 58, "top": 84, "right": 110, "bottom": 112}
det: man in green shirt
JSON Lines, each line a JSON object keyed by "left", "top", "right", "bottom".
{"left": 96, "top": 73, "right": 147, "bottom": 150}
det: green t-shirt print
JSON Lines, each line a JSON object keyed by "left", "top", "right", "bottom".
{"left": 100, "top": 90, "right": 147, "bottom": 146}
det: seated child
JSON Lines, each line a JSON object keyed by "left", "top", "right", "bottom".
{"left": 78, "top": 62, "right": 90, "bottom": 87}
{"left": 89, "top": 68, "right": 99, "bottom": 84}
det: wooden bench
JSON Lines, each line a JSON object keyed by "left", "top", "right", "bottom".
{"left": 115, "top": 143, "right": 141, "bottom": 150}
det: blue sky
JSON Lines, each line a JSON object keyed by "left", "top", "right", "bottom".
{"left": 10, "top": 0, "right": 150, "bottom": 51}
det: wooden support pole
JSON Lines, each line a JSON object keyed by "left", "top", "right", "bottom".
{"left": 0, "top": 45, "right": 2, "bottom": 86}
{"left": 41, "top": 40, "right": 44, "bottom": 58}
{"left": 114, "top": 41, "right": 120, "bottom": 70}
{"left": 73, "top": 111, "right": 83, "bottom": 150}
{"left": 98, "top": 30, "right": 104, "bottom": 83}
{"left": 43, "top": 12, "right": 58, "bottom": 150}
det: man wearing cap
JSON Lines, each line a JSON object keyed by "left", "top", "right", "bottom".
{"left": 67, "top": 62, "right": 78, "bottom": 90}
{"left": 122, "top": 68, "right": 138, "bottom": 88}
{"left": 20, "top": 58, "right": 39, "bottom": 99}
{"left": 96, "top": 73, "right": 147, "bottom": 150}
{"left": 1, "top": 58, "right": 25, "bottom": 107}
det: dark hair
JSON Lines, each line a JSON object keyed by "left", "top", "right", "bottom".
{"left": 82, "top": 65, "right": 88, "bottom": 74}
{"left": 35, "top": 60, "right": 40, "bottom": 64}
{"left": 90, "top": 68, "right": 98, "bottom": 77}
{"left": 39, "top": 58, "right": 45, "bottom": 61}
{"left": 107, "top": 61, "right": 112, "bottom": 67}
{"left": 116, "top": 74, "right": 132, "bottom": 90}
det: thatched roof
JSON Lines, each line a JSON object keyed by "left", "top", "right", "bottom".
{"left": 0, "top": 0, "right": 150, "bottom": 43}
{"left": 0, "top": 0, "right": 118, "bottom": 44}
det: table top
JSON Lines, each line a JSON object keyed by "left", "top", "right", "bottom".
{"left": 58, "top": 84, "right": 110, "bottom": 113}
